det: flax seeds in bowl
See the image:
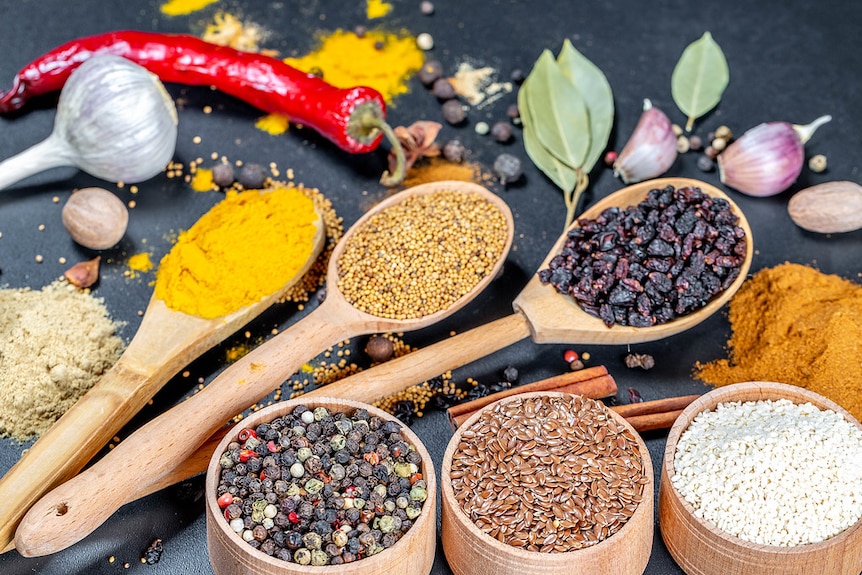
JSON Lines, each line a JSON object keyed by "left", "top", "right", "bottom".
{"left": 659, "top": 381, "right": 862, "bottom": 575}
{"left": 205, "top": 397, "right": 437, "bottom": 575}
{"left": 441, "top": 391, "right": 654, "bottom": 575}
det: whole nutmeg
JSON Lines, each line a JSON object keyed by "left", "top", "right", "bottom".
{"left": 62, "top": 187, "right": 129, "bottom": 250}
{"left": 788, "top": 181, "right": 862, "bottom": 234}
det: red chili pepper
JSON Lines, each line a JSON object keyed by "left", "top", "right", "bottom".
{"left": 0, "top": 31, "right": 406, "bottom": 185}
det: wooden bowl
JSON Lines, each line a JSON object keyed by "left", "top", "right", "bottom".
{"left": 440, "top": 391, "right": 654, "bottom": 575}
{"left": 205, "top": 397, "right": 437, "bottom": 575}
{"left": 659, "top": 381, "right": 862, "bottom": 575}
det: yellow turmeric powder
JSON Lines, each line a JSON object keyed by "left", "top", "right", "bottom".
{"left": 285, "top": 29, "right": 424, "bottom": 104}
{"left": 695, "top": 262, "right": 862, "bottom": 421}
{"left": 154, "top": 185, "right": 320, "bottom": 319}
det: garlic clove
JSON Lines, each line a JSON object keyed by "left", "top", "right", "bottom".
{"left": 718, "top": 115, "right": 831, "bottom": 197}
{"left": 613, "top": 99, "right": 678, "bottom": 184}
{"left": 55, "top": 54, "right": 178, "bottom": 184}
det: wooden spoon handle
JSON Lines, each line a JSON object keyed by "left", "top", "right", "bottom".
{"left": 14, "top": 307, "right": 353, "bottom": 557}
{"left": 123, "top": 312, "right": 535, "bottom": 503}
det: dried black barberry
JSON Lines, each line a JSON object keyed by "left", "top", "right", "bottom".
{"left": 538, "top": 185, "right": 746, "bottom": 327}
{"left": 143, "top": 538, "right": 164, "bottom": 565}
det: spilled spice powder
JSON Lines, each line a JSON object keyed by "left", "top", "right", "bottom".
{"left": 400, "top": 157, "right": 487, "bottom": 188}
{"left": 160, "top": 0, "right": 218, "bottom": 17}
{"left": 0, "top": 281, "right": 125, "bottom": 440}
{"left": 695, "top": 262, "right": 862, "bottom": 421}
{"left": 285, "top": 29, "right": 424, "bottom": 104}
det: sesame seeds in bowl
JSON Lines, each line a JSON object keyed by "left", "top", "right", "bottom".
{"left": 441, "top": 391, "right": 654, "bottom": 575}
{"left": 659, "top": 381, "right": 862, "bottom": 575}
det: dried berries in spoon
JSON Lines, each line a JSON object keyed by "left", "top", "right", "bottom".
{"left": 538, "top": 184, "right": 747, "bottom": 327}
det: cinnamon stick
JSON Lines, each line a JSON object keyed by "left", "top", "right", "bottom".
{"left": 611, "top": 394, "right": 700, "bottom": 418}
{"left": 447, "top": 366, "right": 617, "bottom": 430}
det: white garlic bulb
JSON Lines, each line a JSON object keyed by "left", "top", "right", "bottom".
{"left": 0, "top": 54, "right": 178, "bottom": 191}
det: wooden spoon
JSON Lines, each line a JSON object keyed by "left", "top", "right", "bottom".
{"left": 0, "top": 201, "right": 326, "bottom": 554}
{"left": 61, "top": 177, "right": 755, "bottom": 515}
{"left": 316, "top": 177, "right": 753, "bottom": 390}
{"left": 15, "top": 180, "right": 514, "bottom": 557}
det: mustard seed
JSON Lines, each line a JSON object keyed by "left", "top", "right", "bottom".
{"left": 336, "top": 190, "right": 509, "bottom": 320}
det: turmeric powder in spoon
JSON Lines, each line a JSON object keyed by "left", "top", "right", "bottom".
{"left": 154, "top": 185, "right": 322, "bottom": 319}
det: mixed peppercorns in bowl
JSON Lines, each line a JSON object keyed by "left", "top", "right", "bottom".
{"left": 659, "top": 381, "right": 862, "bottom": 575}
{"left": 205, "top": 397, "right": 437, "bottom": 575}
{"left": 440, "top": 391, "right": 654, "bottom": 575}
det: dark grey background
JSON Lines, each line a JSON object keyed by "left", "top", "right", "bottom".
{"left": 1, "top": 0, "right": 860, "bottom": 573}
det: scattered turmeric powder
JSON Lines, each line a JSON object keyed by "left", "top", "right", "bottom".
{"left": 695, "top": 262, "right": 862, "bottom": 421}
{"left": 285, "top": 29, "right": 424, "bottom": 104}
{"left": 366, "top": 0, "right": 394, "bottom": 19}
{"left": 400, "top": 156, "right": 487, "bottom": 188}
{"left": 153, "top": 185, "right": 321, "bottom": 319}
{"left": 160, "top": 0, "right": 218, "bottom": 17}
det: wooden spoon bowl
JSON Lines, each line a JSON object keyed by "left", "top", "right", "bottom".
{"left": 440, "top": 391, "right": 654, "bottom": 575}
{"left": 206, "top": 397, "right": 437, "bottom": 575}
{"left": 659, "top": 381, "right": 862, "bottom": 575}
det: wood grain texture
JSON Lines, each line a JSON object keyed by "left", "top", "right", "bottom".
{"left": 14, "top": 180, "right": 512, "bottom": 557}
{"left": 0, "top": 210, "right": 325, "bottom": 554}
{"left": 440, "top": 391, "right": 653, "bottom": 575}
{"left": 659, "top": 381, "right": 862, "bottom": 575}
{"left": 205, "top": 397, "right": 436, "bottom": 575}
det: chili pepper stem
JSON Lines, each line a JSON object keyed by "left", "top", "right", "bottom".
{"left": 353, "top": 106, "right": 406, "bottom": 187}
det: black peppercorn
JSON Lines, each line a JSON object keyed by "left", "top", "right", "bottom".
{"left": 431, "top": 78, "right": 456, "bottom": 100}
{"left": 441, "top": 99, "right": 466, "bottom": 125}
{"left": 417, "top": 60, "right": 443, "bottom": 86}
{"left": 493, "top": 153, "right": 523, "bottom": 186}
{"left": 211, "top": 163, "right": 235, "bottom": 188}
{"left": 510, "top": 69, "right": 526, "bottom": 83}
{"left": 237, "top": 163, "right": 269, "bottom": 189}
{"left": 491, "top": 121, "right": 513, "bottom": 143}
{"left": 442, "top": 139, "right": 466, "bottom": 163}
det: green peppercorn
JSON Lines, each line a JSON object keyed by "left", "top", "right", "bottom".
{"left": 393, "top": 462, "right": 412, "bottom": 478}
{"left": 296, "top": 447, "right": 312, "bottom": 462}
{"left": 294, "top": 548, "right": 312, "bottom": 565}
{"left": 330, "top": 434, "right": 346, "bottom": 451}
{"left": 303, "top": 532, "right": 322, "bottom": 550}
{"left": 311, "top": 549, "right": 329, "bottom": 566}
{"left": 305, "top": 478, "right": 324, "bottom": 495}
{"left": 378, "top": 515, "right": 397, "bottom": 533}
{"left": 333, "top": 529, "right": 349, "bottom": 547}
{"left": 219, "top": 452, "right": 234, "bottom": 468}
{"left": 353, "top": 497, "right": 366, "bottom": 509}
{"left": 405, "top": 506, "right": 422, "bottom": 520}
{"left": 410, "top": 486, "right": 428, "bottom": 502}
{"left": 313, "top": 407, "right": 329, "bottom": 421}
{"left": 396, "top": 495, "right": 409, "bottom": 509}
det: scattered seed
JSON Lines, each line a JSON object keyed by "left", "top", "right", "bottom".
{"left": 442, "top": 139, "right": 466, "bottom": 163}
{"left": 417, "top": 60, "right": 443, "bottom": 86}
{"left": 491, "top": 121, "right": 513, "bottom": 143}
{"left": 696, "top": 155, "right": 715, "bottom": 172}
{"left": 420, "top": 1, "right": 435, "bottom": 15}
{"left": 416, "top": 33, "right": 434, "bottom": 51}
{"left": 493, "top": 153, "right": 522, "bottom": 186}
{"left": 808, "top": 154, "right": 827, "bottom": 173}
{"left": 431, "top": 78, "right": 456, "bottom": 100}
{"left": 474, "top": 121, "right": 490, "bottom": 136}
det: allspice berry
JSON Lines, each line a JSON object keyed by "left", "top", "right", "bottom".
{"left": 62, "top": 187, "right": 129, "bottom": 250}
{"left": 365, "top": 335, "right": 395, "bottom": 363}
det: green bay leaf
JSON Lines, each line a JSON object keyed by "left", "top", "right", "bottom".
{"left": 557, "top": 39, "right": 614, "bottom": 174}
{"left": 529, "top": 49, "right": 590, "bottom": 170}
{"left": 519, "top": 75, "right": 577, "bottom": 193}
{"left": 672, "top": 31, "right": 729, "bottom": 131}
